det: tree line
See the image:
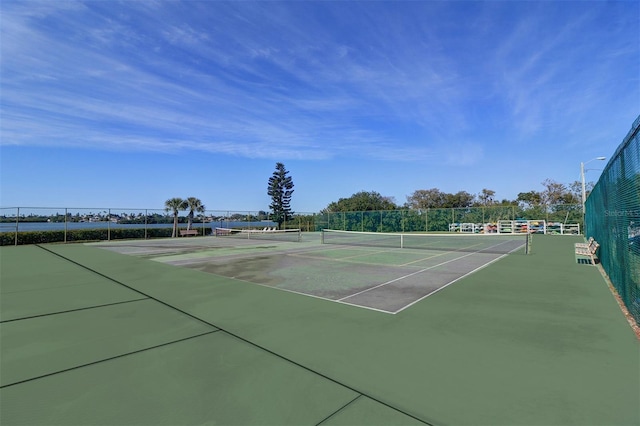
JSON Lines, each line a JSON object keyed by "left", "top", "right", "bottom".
{"left": 163, "top": 163, "right": 592, "bottom": 236}
{"left": 323, "top": 179, "right": 592, "bottom": 212}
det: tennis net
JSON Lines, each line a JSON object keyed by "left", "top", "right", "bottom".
{"left": 215, "top": 227, "right": 302, "bottom": 242}
{"left": 321, "top": 229, "right": 529, "bottom": 254}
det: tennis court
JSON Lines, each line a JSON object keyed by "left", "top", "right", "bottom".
{"left": 1, "top": 234, "right": 638, "bottom": 425}
{"left": 94, "top": 230, "right": 529, "bottom": 314}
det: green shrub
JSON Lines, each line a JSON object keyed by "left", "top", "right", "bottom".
{"left": 0, "top": 233, "right": 16, "bottom": 246}
{"left": 0, "top": 226, "right": 202, "bottom": 246}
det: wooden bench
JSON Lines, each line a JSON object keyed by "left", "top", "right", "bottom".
{"left": 575, "top": 237, "right": 594, "bottom": 249}
{"left": 575, "top": 238, "right": 599, "bottom": 265}
{"left": 179, "top": 229, "right": 199, "bottom": 237}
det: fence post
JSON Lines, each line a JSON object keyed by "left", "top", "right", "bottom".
{"left": 144, "top": 209, "right": 148, "bottom": 240}
{"left": 425, "top": 208, "right": 429, "bottom": 232}
{"left": 14, "top": 207, "right": 19, "bottom": 246}
{"left": 64, "top": 208, "right": 68, "bottom": 243}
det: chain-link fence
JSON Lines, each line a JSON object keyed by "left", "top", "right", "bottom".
{"left": 1, "top": 203, "right": 583, "bottom": 246}
{"left": 585, "top": 114, "right": 640, "bottom": 326}
{"left": 0, "top": 208, "right": 319, "bottom": 245}
{"left": 314, "top": 204, "right": 582, "bottom": 233}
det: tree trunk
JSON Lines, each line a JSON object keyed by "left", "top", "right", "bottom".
{"left": 172, "top": 215, "right": 178, "bottom": 237}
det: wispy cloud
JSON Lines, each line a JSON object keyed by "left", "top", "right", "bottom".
{"left": 486, "top": 2, "right": 638, "bottom": 145}
{"left": 1, "top": 0, "right": 638, "bottom": 166}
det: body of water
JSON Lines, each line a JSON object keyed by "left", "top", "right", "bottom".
{"left": 0, "top": 222, "right": 175, "bottom": 232}
{"left": 0, "top": 220, "right": 277, "bottom": 233}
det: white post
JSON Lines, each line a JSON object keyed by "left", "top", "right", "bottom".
{"left": 15, "top": 207, "right": 19, "bottom": 246}
{"left": 581, "top": 161, "right": 586, "bottom": 215}
{"left": 581, "top": 157, "right": 606, "bottom": 215}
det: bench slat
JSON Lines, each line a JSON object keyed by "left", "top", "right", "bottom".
{"left": 574, "top": 240, "right": 599, "bottom": 265}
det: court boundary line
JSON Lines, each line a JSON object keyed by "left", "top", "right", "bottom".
{"left": 301, "top": 246, "right": 414, "bottom": 262}
{"left": 34, "top": 244, "right": 435, "bottom": 426}
{"left": 109, "top": 244, "right": 402, "bottom": 314}
{"left": 289, "top": 246, "right": 490, "bottom": 269}
{"left": 394, "top": 241, "right": 527, "bottom": 314}
{"left": 315, "top": 394, "right": 364, "bottom": 425}
{"left": 182, "top": 270, "right": 397, "bottom": 315}
{"left": 142, "top": 239, "right": 523, "bottom": 315}
{"left": 338, "top": 239, "right": 519, "bottom": 303}
{"left": 0, "top": 297, "right": 149, "bottom": 324}
{"left": 145, "top": 244, "right": 334, "bottom": 266}
{"left": 393, "top": 252, "right": 510, "bottom": 314}
{"left": 286, "top": 251, "right": 429, "bottom": 270}
{"left": 0, "top": 330, "right": 220, "bottom": 389}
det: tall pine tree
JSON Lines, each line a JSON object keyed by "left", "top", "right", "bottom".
{"left": 267, "top": 162, "right": 294, "bottom": 228}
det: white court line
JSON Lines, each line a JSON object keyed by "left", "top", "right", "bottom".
{"left": 288, "top": 253, "right": 394, "bottom": 267}
{"left": 392, "top": 252, "right": 509, "bottom": 314}
{"left": 398, "top": 246, "right": 476, "bottom": 266}
{"left": 399, "top": 252, "right": 446, "bottom": 266}
{"left": 289, "top": 251, "right": 432, "bottom": 269}
{"left": 289, "top": 244, "right": 433, "bottom": 267}
{"left": 143, "top": 236, "right": 524, "bottom": 316}
{"left": 151, "top": 243, "right": 335, "bottom": 265}
{"left": 204, "top": 271, "right": 396, "bottom": 314}
{"left": 338, "top": 239, "right": 522, "bottom": 302}
{"left": 316, "top": 247, "right": 400, "bottom": 261}
{"left": 393, "top": 241, "right": 525, "bottom": 314}
{"left": 398, "top": 240, "right": 507, "bottom": 266}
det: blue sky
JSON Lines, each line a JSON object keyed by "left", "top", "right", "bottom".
{"left": 1, "top": 1, "right": 638, "bottom": 213}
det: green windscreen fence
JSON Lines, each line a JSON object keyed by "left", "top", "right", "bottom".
{"left": 585, "top": 114, "right": 640, "bottom": 326}
{"left": 317, "top": 204, "right": 582, "bottom": 233}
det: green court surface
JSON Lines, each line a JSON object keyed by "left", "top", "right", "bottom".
{"left": 0, "top": 245, "right": 143, "bottom": 321}
{"left": 1, "top": 235, "right": 638, "bottom": 425}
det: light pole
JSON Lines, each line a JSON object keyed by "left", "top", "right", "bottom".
{"left": 581, "top": 156, "right": 606, "bottom": 214}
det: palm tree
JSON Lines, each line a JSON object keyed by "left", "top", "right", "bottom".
{"left": 165, "top": 197, "right": 187, "bottom": 237}
{"left": 185, "top": 197, "right": 205, "bottom": 231}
